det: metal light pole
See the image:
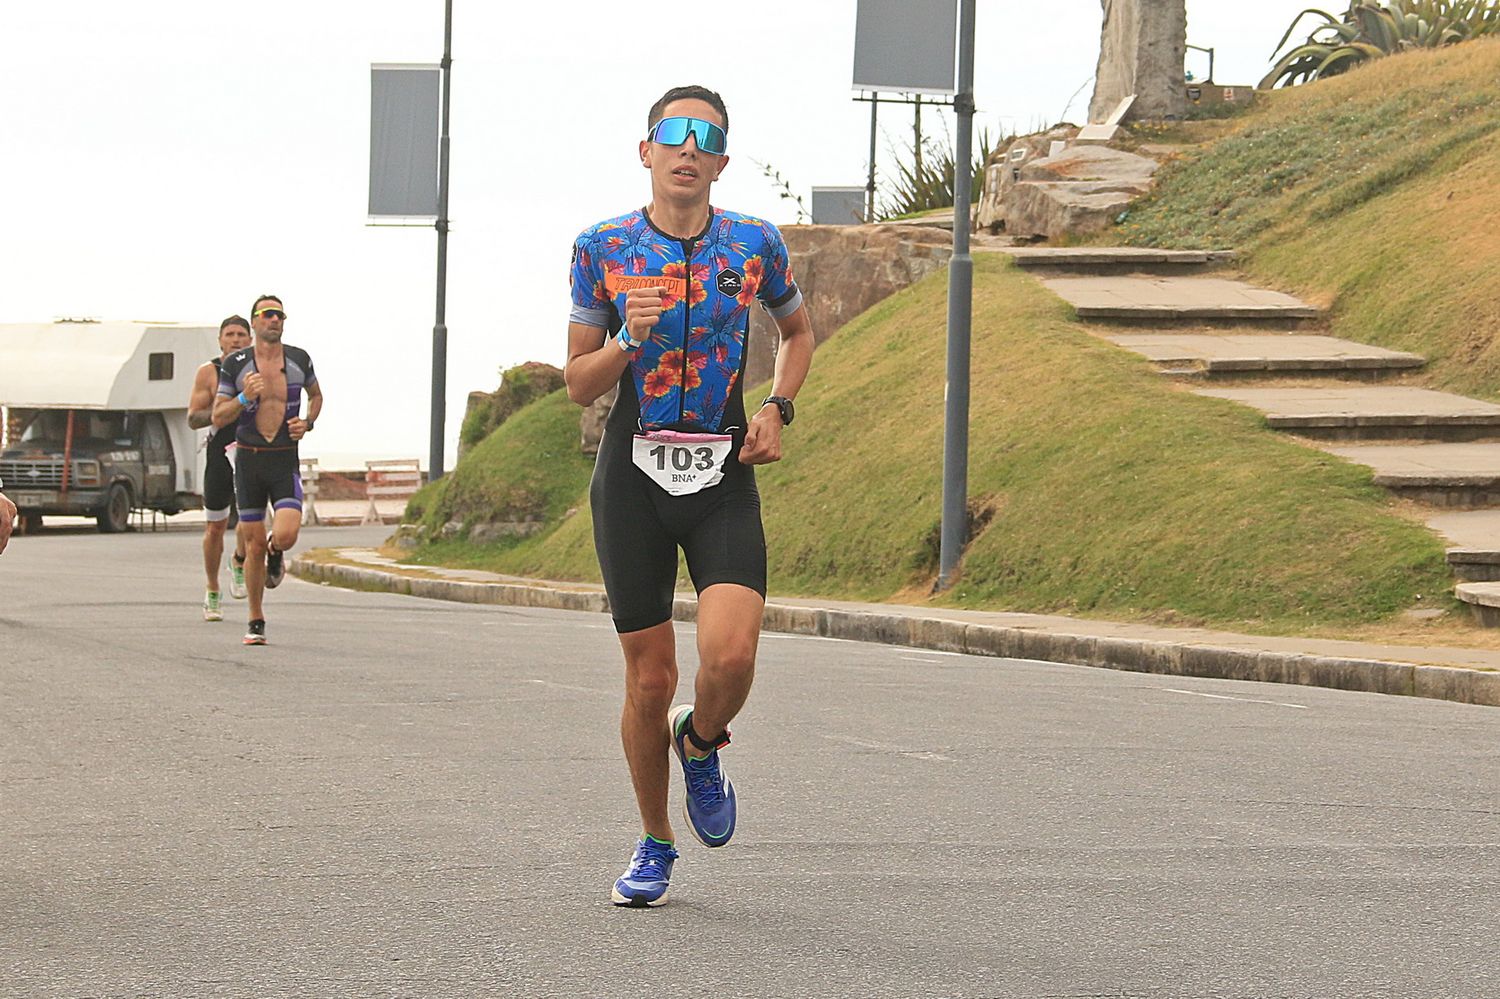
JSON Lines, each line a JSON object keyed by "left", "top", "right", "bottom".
{"left": 429, "top": 0, "right": 453, "bottom": 482}
{"left": 937, "top": 0, "right": 976, "bottom": 591}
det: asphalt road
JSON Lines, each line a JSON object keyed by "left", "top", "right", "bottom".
{"left": 1, "top": 525, "right": 1497, "bottom": 998}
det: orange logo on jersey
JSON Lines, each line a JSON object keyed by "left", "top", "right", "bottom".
{"left": 605, "top": 273, "right": 688, "bottom": 298}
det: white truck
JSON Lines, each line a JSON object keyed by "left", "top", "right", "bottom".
{"left": 0, "top": 320, "right": 220, "bottom": 532}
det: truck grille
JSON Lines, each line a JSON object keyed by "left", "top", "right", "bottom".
{"left": 0, "top": 460, "right": 65, "bottom": 488}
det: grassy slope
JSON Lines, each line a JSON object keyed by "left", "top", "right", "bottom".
{"left": 1119, "top": 38, "right": 1500, "bottom": 399}
{"left": 402, "top": 255, "right": 1450, "bottom": 633}
{"left": 760, "top": 256, "right": 1446, "bottom": 630}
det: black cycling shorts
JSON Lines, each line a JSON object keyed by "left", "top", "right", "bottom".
{"left": 203, "top": 448, "right": 236, "bottom": 523}
{"left": 234, "top": 446, "right": 303, "bottom": 523}
{"left": 590, "top": 428, "right": 767, "bottom": 634}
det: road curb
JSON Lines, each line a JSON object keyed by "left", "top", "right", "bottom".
{"left": 291, "top": 557, "right": 1500, "bottom": 709}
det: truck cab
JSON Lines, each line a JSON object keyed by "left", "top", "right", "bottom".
{"left": 1, "top": 408, "right": 181, "bottom": 532}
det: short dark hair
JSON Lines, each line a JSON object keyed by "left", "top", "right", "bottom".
{"left": 251, "top": 294, "right": 283, "bottom": 314}
{"left": 219, "top": 315, "right": 250, "bottom": 335}
{"left": 647, "top": 85, "right": 728, "bottom": 135}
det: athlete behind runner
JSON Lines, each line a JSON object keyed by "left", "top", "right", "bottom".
{"left": 564, "top": 85, "right": 814, "bottom": 908}
{"left": 211, "top": 295, "right": 322, "bottom": 646}
{"left": 187, "top": 315, "right": 253, "bottom": 621}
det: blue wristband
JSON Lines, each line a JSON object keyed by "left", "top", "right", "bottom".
{"left": 617, "top": 331, "right": 642, "bottom": 353}
{"left": 237, "top": 391, "right": 249, "bottom": 406}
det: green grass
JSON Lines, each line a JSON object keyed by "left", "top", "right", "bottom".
{"left": 401, "top": 256, "right": 1450, "bottom": 633}
{"left": 1116, "top": 38, "right": 1500, "bottom": 401}
{"left": 400, "top": 391, "right": 602, "bottom": 582}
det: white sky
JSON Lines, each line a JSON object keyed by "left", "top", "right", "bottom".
{"left": 1, "top": 1, "right": 1317, "bottom": 469}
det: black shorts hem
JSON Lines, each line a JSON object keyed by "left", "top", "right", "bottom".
{"left": 612, "top": 609, "right": 675, "bottom": 635}
{"left": 691, "top": 572, "right": 767, "bottom": 599}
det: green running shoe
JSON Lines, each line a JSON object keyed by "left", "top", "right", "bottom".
{"left": 228, "top": 554, "right": 247, "bottom": 599}
{"left": 202, "top": 591, "right": 222, "bottom": 622}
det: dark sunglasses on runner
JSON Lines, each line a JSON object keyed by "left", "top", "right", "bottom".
{"left": 648, "top": 116, "right": 728, "bottom": 155}
{"left": 254, "top": 308, "right": 286, "bottom": 320}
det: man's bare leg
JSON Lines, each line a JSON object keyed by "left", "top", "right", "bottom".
{"left": 687, "top": 583, "right": 764, "bottom": 744}
{"left": 268, "top": 506, "right": 301, "bottom": 557}
{"left": 618, "top": 621, "right": 679, "bottom": 844}
{"left": 202, "top": 519, "right": 228, "bottom": 592}
{"left": 245, "top": 522, "right": 269, "bottom": 621}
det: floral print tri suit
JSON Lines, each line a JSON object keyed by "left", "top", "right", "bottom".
{"left": 570, "top": 206, "right": 803, "bottom": 633}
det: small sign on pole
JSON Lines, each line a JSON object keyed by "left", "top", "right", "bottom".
{"left": 852, "top": 0, "right": 958, "bottom": 95}
{"left": 811, "top": 187, "right": 868, "bottom": 225}
{"left": 369, "top": 64, "right": 440, "bottom": 220}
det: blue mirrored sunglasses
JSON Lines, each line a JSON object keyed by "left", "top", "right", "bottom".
{"left": 648, "top": 116, "right": 727, "bottom": 155}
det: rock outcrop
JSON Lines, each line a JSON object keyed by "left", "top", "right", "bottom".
{"left": 999, "top": 145, "right": 1160, "bottom": 240}
{"left": 1090, "top": 0, "right": 1187, "bottom": 123}
{"left": 976, "top": 127, "right": 1079, "bottom": 232}
{"left": 744, "top": 224, "right": 954, "bottom": 389}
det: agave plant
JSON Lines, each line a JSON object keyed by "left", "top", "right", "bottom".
{"left": 1261, "top": 0, "right": 1500, "bottom": 88}
{"left": 876, "top": 128, "right": 995, "bottom": 221}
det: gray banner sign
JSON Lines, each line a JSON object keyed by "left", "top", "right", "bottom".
{"left": 852, "top": 0, "right": 957, "bottom": 94}
{"left": 369, "top": 65, "right": 440, "bottom": 218}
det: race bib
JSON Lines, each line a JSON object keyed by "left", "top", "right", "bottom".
{"left": 632, "top": 430, "right": 733, "bottom": 496}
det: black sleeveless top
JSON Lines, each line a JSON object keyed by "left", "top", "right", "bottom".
{"left": 207, "top": 357, "right": 237, "bottom": 455}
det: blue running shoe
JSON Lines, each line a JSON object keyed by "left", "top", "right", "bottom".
{"left": 611, "top": 836, "right": 678, "bottom": 907}
{"left": 668, "top": 704, "right": 736, "bottom": 848}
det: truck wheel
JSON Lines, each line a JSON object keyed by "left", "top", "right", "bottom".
{"left": 97, "top": 483, "right": 132, "bottom": 533}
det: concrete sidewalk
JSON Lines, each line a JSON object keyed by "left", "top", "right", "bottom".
{"left": 291, "top": 547, "right": 1500, "bottom": 709}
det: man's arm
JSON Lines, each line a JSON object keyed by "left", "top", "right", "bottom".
{"left": 564, "top": 323, "right": 626, "bottom": 406}
{"left": 186, "top": 362, "right": 218, "bottom": 430}
{"left": 564, "top": 287, "right": 664, "bottom": 406}
{"left": 739, "top": 304, "right": 814, "bottom": 466}
{"left": 289, "top": 380, "right": 322, "bottom": 441}
{"left": 212, "top": 364, "right": 262, "bottom": 428}
{"left": 0, "top": 490, "right": 16, "bottom": 555}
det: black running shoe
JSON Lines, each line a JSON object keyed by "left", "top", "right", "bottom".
{"left": 243, "top": 619, "right": 267, "bottom": 646}
{"left": 265, "top": 546, "right": 285, "bottom": 589}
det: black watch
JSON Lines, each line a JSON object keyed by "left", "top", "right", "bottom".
{"left": 762, "top": 395, "right": 795, "bottom": 426}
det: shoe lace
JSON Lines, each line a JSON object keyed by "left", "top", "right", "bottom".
{"left": 685, "top": 754, "right": 723, "bottom": 801}
{"left": 630, "top": 842, "right": 674, "bottom": 880}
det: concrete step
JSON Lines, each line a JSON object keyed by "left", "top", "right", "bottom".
{"left": 1002, "top": 246, "right": 1236, "bottom": 274}
{"left": 1195, "top": 387, "right": 1500, "bottom": 442}
{"left": 1038, "top": 274, "right": 1322, "bottom": 322}
{"left": 1321, "top": 443, "right": 1500, "bottom": 506}
{"left": 1106, "top": 333, "right": 1424, "bottom": 381}
{"left": 1454, "top": 581, "right": 1500, "bottom": 626}
{"left": 1426, "top": 510, "right": 1500, "bottom": 581}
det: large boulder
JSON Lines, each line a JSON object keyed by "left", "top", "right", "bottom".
{"left": 976, "top": 126, "right": 1078, "bottom": 231}
{"left": 458, "top": 360, "right": 564, "bottom": 463}
{"left": 580, "top": 386, "right": 615, "bottom": 456}
{"left": 1002, "top": 146, "right": 1159, "bottom": 240}
{"left": 1090, "top": 0, "right": 1188, "bottom": 123}
{"left": 1019, "top": 145, "right": 1158, "bottom": 184}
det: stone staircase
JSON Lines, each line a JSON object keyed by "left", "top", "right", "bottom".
{"left": 1002, "top": 246, "right": 1500, "bottom": 624}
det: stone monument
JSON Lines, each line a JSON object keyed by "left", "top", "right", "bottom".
{"left": 1089, "top": 0, "right": 1187, "bottom": 123}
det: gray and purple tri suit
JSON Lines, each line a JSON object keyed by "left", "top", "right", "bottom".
{"left": 215, "top": 344, "right": 317, "bottom": 523}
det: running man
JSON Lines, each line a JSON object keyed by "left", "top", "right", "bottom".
{"left": 212, "top": 295, "right": 322, "bottom": 646}
{"left": 187, "top": 315, "right": 253, "bottom": 621}
{"left": 564, "top": 84, "right": 814, "bottom": 907}
{"left": 0, "top": 480, "right": 14, "bottom": 555}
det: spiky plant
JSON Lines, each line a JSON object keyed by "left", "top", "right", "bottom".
{"left": 1261, "top": 0, "right": 1500, "bottom": 88}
